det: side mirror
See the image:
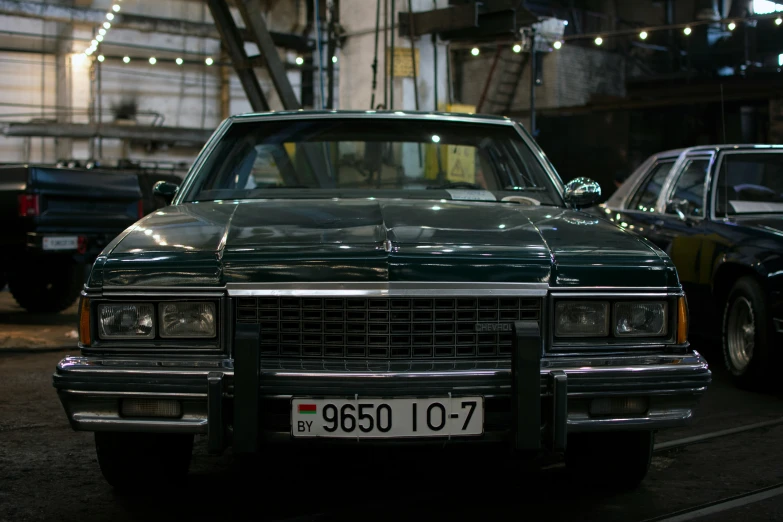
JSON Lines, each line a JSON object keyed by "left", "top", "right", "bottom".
{"left": 666, "top": 199, "right": 691, "bottom": 222}
{"left": 152, "top": 181, "right": 179, "bottom": 206}
{"left": 563, "top": 177, "right": 601, "bottom": 210}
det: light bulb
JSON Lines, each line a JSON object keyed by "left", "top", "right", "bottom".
{"left": 331, "top": 55, "right": 337, "bottom": 63}
{"left": 595, "top": 36, "right": 603, "bottom": 45}
{"left": 553, "top": 40, "right": 562, "bottom": 49}
{"left": 122, "top": 56, "right": 130, "bottom": 63}
{"left": 205, "top": 57, "right": 214, "bottom": 66}
{"left": 776, "top": 17, "right": 782, "bottom": 26}
{"left": 470, "top": 47, "right": 479, "bottom": 56}
{"left": 639, "top": 31, "right": 648, "bottom": 40}
{"left": 728, "top": 21, "right": 736, "bottom": 31}
{"left": 112, "top": 4, "right": 120, "bottom": 12}
{"left": 103, "top": 22, "right": 111, "bottom": 29}
{"left": 512, "top": 43, "right": 522, "bottom": 53}
{"left": 295, "top": 56, "right": 304, "bottom": 65}
{"left": 149, "top": 57, "right": 156, "bottom": 65}
{"left": 106, "top": 12, "right": 114, "bottom": 21}
{"left": 99, "top": 28, "right": 106, "bottom": 36}
{"left": 175, "top": 57, "right": 183, "bottom": 65}
{"left": 97, "top": 55, "right": 105, "bottom": 62}
{"left": 684, "top": 26, "right": 692, "bottom": 35}
{"left": 96, "top": 35, "right": 103, "bottom": 42}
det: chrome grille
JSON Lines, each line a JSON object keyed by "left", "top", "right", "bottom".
{"left": 235, "top": 296, "right": 541, "bottom": 359}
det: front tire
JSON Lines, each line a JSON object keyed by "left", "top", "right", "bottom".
{"left": 566, "top": 431, "right": 654, "bottom": 489}
{"left": 95, "top": 432, "right": 193, "bottom": 491}
{"left": 8, "top": 261, "right": 83, "bottom": 313}
{"left": 722, "top": 276, "right": 773, "bottom": 390}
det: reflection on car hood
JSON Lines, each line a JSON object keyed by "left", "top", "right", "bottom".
{"left": 89, "top": 199, "right": 678, "bottom": 289}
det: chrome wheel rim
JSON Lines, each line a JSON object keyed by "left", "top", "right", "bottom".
{"left": 727, "top": 296, "right": 755, "bottom": 373}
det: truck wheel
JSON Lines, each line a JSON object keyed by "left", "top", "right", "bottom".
{"left": 94, "top": 432, "right": 193, "bottom": 491}
{"left": 722, "top": 276, "right": 773, "bottom": 390}
{"left": 566, "top": 431, "right": 654, "bottom": 489}
{"left": 8, "top": 262, "right": 83, "bottom": 313}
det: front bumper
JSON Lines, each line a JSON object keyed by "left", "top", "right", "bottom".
{"left": 53, "top": 343, "right": 711, "bottom": 453}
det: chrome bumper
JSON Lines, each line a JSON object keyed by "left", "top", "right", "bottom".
{"left": 53, "top": 348, "right": 711, "bottom": 450}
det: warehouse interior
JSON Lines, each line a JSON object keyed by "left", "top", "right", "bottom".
{"left": 2, "top": 1, "right": 783, "bottom": 520}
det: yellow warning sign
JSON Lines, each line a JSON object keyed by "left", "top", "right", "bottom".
{"left": 387, "top": 47, "right": 419, "bottom": 78}
{"left": 446, "top": 145, "right": 475, "bottom": 183}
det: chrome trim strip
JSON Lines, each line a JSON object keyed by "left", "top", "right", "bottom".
{"left": 551, "top": 292, "right": 674, "bottom": 298}
{"left": 549, "top": 286, "right": 682, "bottom": 293}
{"left": 100, "top": 291, "right": 226, "bottom": 298}
{"left": 232, "top": 111, "right": 516, "bottom": 126}
{"left": 225, "top": 281, "right": 549, "bottom": 297}
{"left": 60, "top": 390, "right": 207, "bottom": 399}
{"left": 71, "top": 415, "right": 208, "bottom": 433}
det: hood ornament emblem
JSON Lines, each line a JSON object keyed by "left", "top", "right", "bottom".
{"left": 383, "top": 239, "right": 393, "bottom": 252}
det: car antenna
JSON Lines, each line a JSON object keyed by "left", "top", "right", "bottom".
{"left": 720, "top": 84, "right": 727, "bottom": 144}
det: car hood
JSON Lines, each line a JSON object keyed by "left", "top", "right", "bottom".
{"left": 90, "top": 199, "right": 678, "bottom": 288}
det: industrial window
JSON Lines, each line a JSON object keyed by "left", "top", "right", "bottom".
{"left": 751, "top": 0, "right": 783, "bottom": 14}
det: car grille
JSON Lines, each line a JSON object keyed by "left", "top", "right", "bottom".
{"left": 235, "top": 296, "right": 541, "bottom": 359}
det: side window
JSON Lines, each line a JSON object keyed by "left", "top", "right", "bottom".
{"left": 666, "top": 158, "right": 710, "bottom": 218}
{"left": 627, "top": 161, "right": 675, "bottom": 212}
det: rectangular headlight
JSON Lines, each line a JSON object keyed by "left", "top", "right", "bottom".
{"left": 98, "top": 303, "right": 155, "bottom": 339}
{"left": 614, "top": 302, "right": 668, "bottom": 337}
{"left": 159, "top": 302, "right": 216, "bottom": 338}
{"left": 555, "top": 301, "right": 609, "bottom": 337}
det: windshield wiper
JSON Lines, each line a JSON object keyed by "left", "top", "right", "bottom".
{"left": 426, "top": 182, "right": 485, "bottom": 190}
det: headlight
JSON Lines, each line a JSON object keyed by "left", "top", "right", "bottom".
{"left": 614, "top": 302, "right": 667, "bottom": 337}
{"left": 555, "top": 301, "right": 609, "bottom": 337}
{"left": 159, "top": 302, "right": 216, "bottom": 338}
{"left": 98, "top": 303, "right": 155, "bottom": 339}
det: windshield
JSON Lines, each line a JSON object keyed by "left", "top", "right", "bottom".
{"left": 715, "top": 152, "right": 783, "bottom": 215}
{"left": 182, "top": 117, "right": 562, "bottom": 206}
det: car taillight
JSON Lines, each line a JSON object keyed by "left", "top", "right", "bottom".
{"left": 137, "top": 199, "right": 145, "bottom": 219}
{"left": 77, "top": 236, "right": 87, "bottom": 254}
{"left": 18, "top": 194, "right": 39, "bottom": 217}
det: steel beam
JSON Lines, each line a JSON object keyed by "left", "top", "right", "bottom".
{"left": 2, "top": 122, "right": 213, "bottom": 147}
{"left": 206, "top": 0, "right": 270, "bottom": 112}
{"left": 0, "top": 0, "right": 312, "bottom": 52}
{"left": 235, "top": 0, "right": 300, "bottom": 110}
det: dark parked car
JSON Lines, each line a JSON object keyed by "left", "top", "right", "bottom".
{"left": 595, "top": 144, "right": 783, "bottom": 389}
{"left": 0, "top": 165, "right": 145, "bottom": 313}
{"left": 54, "top": 111, "right": 710, "bottom": 491}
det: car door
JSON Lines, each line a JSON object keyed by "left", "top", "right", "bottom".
{"left": 654, "top": 153, "right": 715, "bottom": 321}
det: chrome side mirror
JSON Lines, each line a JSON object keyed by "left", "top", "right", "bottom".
{"left": 563, "top": 177, "right": 601, "bottom": 210}
{"left": 666, "top": 199, "right": 690, "bottom": 222}
{"left": 152, "top": 181, "right": 179, "bottom": 206}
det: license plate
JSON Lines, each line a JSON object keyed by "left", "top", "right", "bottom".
{"left": 291, "top": 397, "right": 483, "bottom": 438}
{"left": 42, "top": 236, "right": 78, "bottom": 251}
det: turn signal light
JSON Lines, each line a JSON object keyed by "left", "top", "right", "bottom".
{"left": 589, "top": 397, "right": 649, "bottom": 416}
{"left": 677, "top": 296, "right": 689, "bottom": 344}
{"left": 18, "top": 194, "right": 39, "bottom": 217}
{"left": 79, "top": 296, "right": 91, "bottom": 346}
{"left": 121, "top": 399, "right": 182, "bottom": 418}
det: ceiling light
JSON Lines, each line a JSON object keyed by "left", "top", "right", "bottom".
{"left": 295, "top": 56, "right": 304, "bottom": 65}
{"left": 639, "top": 31, "right": 648, "bottom": 40}
{"left": 512, "top": 43, "right": 522, "bottom": 53}
{"left": 683, "top": 26, "right": 692, "bottom": 35}
{"left": 553, "top": 40, "right": 562, "bottom": 49}
{"left": 728, "top": 21, "right": 736, "bottom": 30}
{"left": 470, "top": 47, "right": 479, "bottom": 56}
{"left": 594, "top": 36, "right": 603, "bottom": 45}
{"left": 97, "top": 55, "right": 105, "bottom": 62}
{"left": 205, "top": 57, "right": 214, "bottom": 66}
{"left": 149, "top": 57, "right": 156, "bottom": 65}
{"left": 175, "top": 57, "right": 183, "bottom": 65}
{"left": 106, "top": 12, "right": 114, "bottom": 20}
{"left": 122, "top": 56, "right": 130, "bottom": 63}
{"left": 103, "top": 22, "right": 111, "bottom": 29}
{"left": 112, "top": 4, "right": 120, "bottom": 12}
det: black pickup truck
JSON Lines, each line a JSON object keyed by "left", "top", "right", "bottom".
{"left": 0, "top": 165, "right": 145, "bottom": 313}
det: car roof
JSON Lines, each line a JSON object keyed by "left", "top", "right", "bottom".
{"left": 229, "top": 109, "right": 516, "bottom": 125}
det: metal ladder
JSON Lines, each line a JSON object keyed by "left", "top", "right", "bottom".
{"left": 477, "top": 46, "right": 529, "bottom": 116}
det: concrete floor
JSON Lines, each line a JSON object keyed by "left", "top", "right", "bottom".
{"left": 1, "top": 290, "right": 783, "bottom": 522}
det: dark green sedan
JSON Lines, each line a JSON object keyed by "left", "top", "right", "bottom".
{"left": 53, "top": 110, "right": 710, "bottom": 490}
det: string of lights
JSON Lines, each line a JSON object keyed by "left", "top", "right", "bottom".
{"left": 79, "top": 0, "right": 215, "bottom": 67}
{"left": 464, "top": 11, "right": 782, "bottom": 56}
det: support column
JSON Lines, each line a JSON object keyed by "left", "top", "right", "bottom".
{"left": 54, "top": 22, "right": 73, "bottom": 161}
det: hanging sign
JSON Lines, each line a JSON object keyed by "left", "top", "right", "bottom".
{"left": 387, "top": 47, "right": 420, "bottom": 77}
